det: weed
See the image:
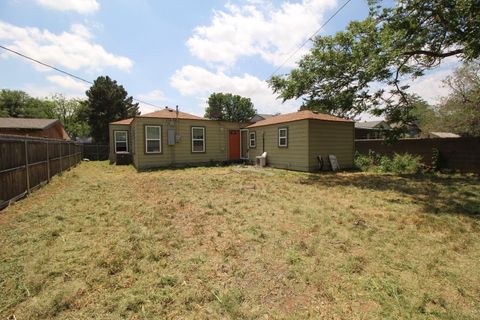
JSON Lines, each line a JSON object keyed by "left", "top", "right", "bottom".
{"left": 0, "top": 162, "right": 478, "bottom": 319}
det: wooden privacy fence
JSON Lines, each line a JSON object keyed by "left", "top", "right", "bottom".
{"left": 0, "top": 134, "right": 83, "bottom": 209}
{"left": 356, "top": 137, "right": 480, "bottom": 173}
{"left": 82, "top": 143, "right": 109, "bottom": 161}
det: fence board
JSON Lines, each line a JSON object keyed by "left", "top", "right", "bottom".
{"left": 82, "top": 144, "right": 109, "bottom": 161}
{"left": 356, "top": 137, "right": 480, "bottom": 173}
{"left": 0, "top": 140, "right": 24, "bottom": 171}
{"left": 0, "top": 134, "right": 83, "bottom": 210}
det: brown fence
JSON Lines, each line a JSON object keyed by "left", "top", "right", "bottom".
{"left": 355, "top": 137, "right": 480, "bottom": 173}
{"left": 82, "top": 143, "right": 109, "bottom": 161}
{"left": 0, "top": 134, "right": 83, "bottom": 209}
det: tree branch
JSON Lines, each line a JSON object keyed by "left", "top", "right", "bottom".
{"left": 403, "top": 49, "right": 463, "bottom": 58}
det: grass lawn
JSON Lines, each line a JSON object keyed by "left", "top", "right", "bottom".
{"left": 1, "top": 162, "right": 479, "bottom": 319}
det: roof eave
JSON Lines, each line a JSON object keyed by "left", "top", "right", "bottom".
{"left": 247, "top": 117, "right": 353, "bottom": 128}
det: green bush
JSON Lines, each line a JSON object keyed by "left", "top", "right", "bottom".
{"left": 389, "top": 153, "right": 422, "bottom": 174}
{"left": 431, "top": 148, "right": 442, "bottom": 171}
{"left": 354, "top": 151, "right": 376, "bottom": 171}
{"left": 355, "top": 151, "right": 422, "bottom": 174}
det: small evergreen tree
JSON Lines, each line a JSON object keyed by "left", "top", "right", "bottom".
{"left": 84, "top": 76, "right": 139, "bottom": 142}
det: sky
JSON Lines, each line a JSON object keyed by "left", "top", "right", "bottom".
{"left": 0, "top": 0, "right": 459, "bottom": 119}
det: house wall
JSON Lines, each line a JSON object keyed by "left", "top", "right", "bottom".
{"left": 0, "top": 123, "right": 69, "bottom": 140}
{"left": 355, "top": 128, "right": 386, "bottom": 140}
{"left": 132, "top": 117, "right": 241, "bottom": 170}
{"left": 248, "top": 120, "right": 310, "bottom": 171}
{"left": 108, "top": 124, "right": 132, "bottom": 163}
{"left": 308, "top": 120, "right": 354, "bottom": 171}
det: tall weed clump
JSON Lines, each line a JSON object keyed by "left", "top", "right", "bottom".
{"left": 355, "top": 150, "right": 422, "bottom": 174}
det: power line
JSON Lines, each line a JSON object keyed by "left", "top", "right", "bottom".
{"left": 0, "top": 44, "right": 163, "bottom": 110}
{"left": 269, "top": 0, "right": 353, "bottom": 78}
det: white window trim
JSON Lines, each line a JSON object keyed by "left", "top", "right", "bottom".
{"left": 191, "top": 127, "right": 205, "bottom": 153}
{"left": 249, "top": 131, "right": 256, "bottom": 148}
{"left": 240, "top": 128, "right": 249, "bottom": 159}
{"left": 278, "top": 128, "right": 288, "bottom": 147}
{"left": 114, "top": 130, "right": 128, "bottom": 154}
{"left": 145, "top": 125, "right": 162, "bottom": 154}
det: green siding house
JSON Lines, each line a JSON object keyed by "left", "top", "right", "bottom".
{"left": 246, "top": 110, "right": 355, "bottom": 171}
{"left": 109, "top": 108, "right": 354, "bottom": 171}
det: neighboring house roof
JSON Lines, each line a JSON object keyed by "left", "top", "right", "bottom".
{"left": 429, "top": 132, "right": 461, "bottom": 138}
{"left": 0, "top": 117, "right": 60, "bottom": 130}
{"left": 389, "top": 122, "right": 420, "bottom": 129}
{"left": 256, "top": 114, "right": 275, "bottom": 120}
{"left": 247, "top": 110, "right": 352, "bottom": 128}
{"left": 138, "top": 107, "right": 204, "bottom": 120}
{"left": 354, "top": 120, "right": 388, "bottom": 129}
{"left": 250, "top": 113, "right": 276, "bottom": 123}
{"left": 110, "top": 118, "right": 134, "bottom": 125}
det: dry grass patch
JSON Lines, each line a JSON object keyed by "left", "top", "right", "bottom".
{"left": 0, "top": 162, "right": 479, "bottom": 319}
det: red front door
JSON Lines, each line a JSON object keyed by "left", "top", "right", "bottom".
{"left": 229, "top": 130, "right": 240, "bottom": 160}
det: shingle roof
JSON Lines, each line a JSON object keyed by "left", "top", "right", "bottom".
{"left": 354, "top": 121, "right": 385, "bottom": 129}
{"left": 257, "top": 114, "right": 275, "bottom": 119}
{"left": 110, "top": 118, "right": 134, "bottom": 125}
{"left": 247, "top": 110, "right": 352, "bottom": 128}
{"left": 139, "top": 107, "right": 204, "bottom": 120}
{"left": 0, "top": 117, "right": 59, "bottom": 130}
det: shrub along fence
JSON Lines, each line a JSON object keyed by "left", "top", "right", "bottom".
{"left": 355, "top": 137, "right": 480, "bottom": 173}
{"left": 82, "top": 143, "right": 109, "bottom": 161}
{"left": 0, "top": 134, "right": 82, "bottom": 210}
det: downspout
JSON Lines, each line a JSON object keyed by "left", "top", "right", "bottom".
{"left": 174, "top": 105, "right": 179, "bottom": 165}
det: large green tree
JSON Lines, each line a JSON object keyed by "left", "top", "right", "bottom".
{"left": 403, "top": 94, "right": 436, "bottom": 132}
{"left": 84, "top": 76, "right": 139, "bottom": 143}
{"left": 48, "top": 94, "right": 91, "bottom": 138}
{"left": 435, "top": 61, "right": 480, "bottom": 136}
{"left": 205, "top": 92, "right": 256, "bottom": 122}
{"left": 0, "top": 90, "right": 52, "bottom": 118}
{"left": 269, "top": 0, "right": 479, "bottom": 135}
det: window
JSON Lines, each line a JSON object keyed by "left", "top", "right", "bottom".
{"left": 191, "top": 127, "right": 205, "bottom": 152}
{"left": 249, "top": 131, "right": 256, "bottom": 148}
{"left": 145, "top": 126, "right": 161, "bottom": 153}
{"left": 278, "top": 128, "right": 288, "bottom": 147}
{"left": 131, "top": 124, "right": 135, "bottom": 154}
{"left": 114, "top": 131, "right": 128, "bottom": 153}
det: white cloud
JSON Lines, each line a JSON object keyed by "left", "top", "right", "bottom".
{"left": 136, "top": 103, "right": 163, "bottom": 115}
{"left": 171, "top": 0, "right": 336, "bottom": 115}
{"left": 137, "top": 89, "right": 167, "bottom": 102}
{"left": 358, "top": 61, "right": 459, "bottom": 121}
{"left": 408, "top": 70, "right": 453, "bottom": 104}
{"left": 135, "top": 90, "right": 168, "bottom": 114}
{"left": 187, "top": 0, "right": 336, "bottom": 68}
{"left": 406, "top": 57, "right": 459, "bottom": 104}
{"left": 35, "top": 0, "right": 100, "bottom": 14}
{"left": 46, "top": 75, "right": 89, "bottom": 92}
{"left": 19, "top": 83, "right": 85, "bottom": 99}
{"left": 0, "top": 20, "right": 133, "bottom": 72}
{"left": 170, "top": 65, "right": 298, "bottom": 114}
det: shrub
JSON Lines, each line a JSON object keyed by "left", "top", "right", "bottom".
{"left": 355, "top": 151, "right": 422, "bottom": 174}
{"left": 389, "top": 153, "right": 422, "bottom": 174}
{"left": 354, "top": 150, "right": 379, "bottom": 171}
{"left": 431, "top": 148, "right": 442, "bottom": 171}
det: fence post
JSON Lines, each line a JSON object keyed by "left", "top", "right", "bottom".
{"left": 96, "top": 144, "right": 99, "bottom": 161}
{"left": 46, "top": 140, "right": 50, "bottom": 182}
{"left": 60, "top": 142, "right": 63, "bottom": 174}
{"left": 24, "top": 139, "right": 30, "bottom": 194}
{"left": 68, "top": 143, "right": 72, "bottom": 169}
